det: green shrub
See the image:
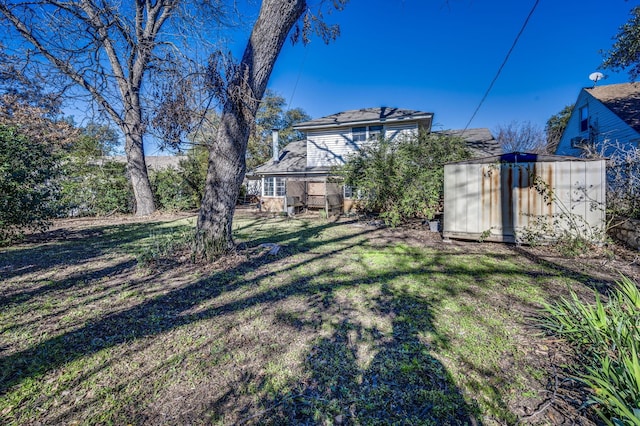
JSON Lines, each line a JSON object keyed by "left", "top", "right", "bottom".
{"left": 150, "top": 167, "right": 199, "bottom": 211}
{"left": 542, "top": 276, "right": 640, "bottom": 425}
{"left": 177, "top": 144, "right": 208, "bottom": 206}
{"left": 59, "top": 159, "right": 134, "bottom": 216}
{"left": 91, "top": 161, "right": 135, "bottom": 214}
{"left": 340, "top": 130, "right": 471, "bottom": 226}
{"left": 0, "top": 125, "right": 61, "bottom": 242}
{"left": 57, "top": 125, "right": 134, "bottom": 216}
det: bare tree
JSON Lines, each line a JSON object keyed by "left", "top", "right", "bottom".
{"left": 195, "top": 0, "right": 346, "bottom": 258}
{"left": 494, "top": 121, "right": 547, "bottom": 154}
{"left": 0, "top": 0, "right": 225, "bottom": 215}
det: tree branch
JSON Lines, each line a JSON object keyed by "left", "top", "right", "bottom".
{"left": 0, "top": 2, "right": 125, "bottom": 127}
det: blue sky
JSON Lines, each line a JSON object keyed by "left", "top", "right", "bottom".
{"left": 261, "top": 0, "right": 636, "bottom": 133}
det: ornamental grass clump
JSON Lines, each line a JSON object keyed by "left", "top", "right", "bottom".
{"left": 542, "top": 276, "right": 640, "bottom": 425}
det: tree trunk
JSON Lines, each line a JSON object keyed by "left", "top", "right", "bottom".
{"left": 124, "top": 130, "right": 155, "bottom": 216}
{"left": 195, "top": 0, "right": 306, "bottom": 259}
{"left": 195, "top": 110, "right": 249, "bottom": 256}
{"left": 122, "top": 99, "right": 155, "bottom": 216}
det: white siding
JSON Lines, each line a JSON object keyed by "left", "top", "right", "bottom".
{"left": 306, "top": 123, "right": 419, "bottom": 167}
{"left": 557, "top": 90, "right": 640, "bottom": 156}
{"left": 306, "top": 129, "right": 352, "bottom": 167}
{"left": 383, "top": 123, "right": 419, "bottom": 141}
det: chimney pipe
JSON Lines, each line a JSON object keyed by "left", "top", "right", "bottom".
{"left": 272, "top": 129, "right": 279, "bottom": 162}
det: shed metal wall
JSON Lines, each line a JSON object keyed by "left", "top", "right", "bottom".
{"left": 443, "top": 159, "right": 606, "bottom": 243}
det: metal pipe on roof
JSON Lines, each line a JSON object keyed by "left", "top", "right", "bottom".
{"left": 272, "top": 129, "right": 279, "bottom": 162}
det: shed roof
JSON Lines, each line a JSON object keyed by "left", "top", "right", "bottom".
{"left": 294, "top": 107, "right": 433, "bottom": 130}
{"left": 585, "top": 82, "right": 640, "bottom": 133}
{"left": 448, "top": 151, "right": 606, "bottom": 165}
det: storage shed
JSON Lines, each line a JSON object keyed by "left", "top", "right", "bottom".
{"left": 443, "top": 153, "right": 606, "bottom": 243}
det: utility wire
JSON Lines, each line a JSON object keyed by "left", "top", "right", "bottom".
{"left": 287, "top": 45, "right": 309, "bottom": 110}
{"left": 462, "top": 0, "right": 540, "bottom": 134}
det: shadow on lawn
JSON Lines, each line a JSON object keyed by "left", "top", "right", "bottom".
{"left": 1, "top": 217, "right": 573, "bottom": 424}
{"left": 0, "top": 219, "right": 363, "bottom": 396}
{"left": 0, "top": 220, "right": 190, "bottom": 283}
{"left": 506, "top": 245, "right": 616, "bottom": 296}
{"left": 257, "top": 285, "right": 480, "bottom": 425}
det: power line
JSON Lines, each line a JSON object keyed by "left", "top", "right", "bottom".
{"left": 287, "top": 45, "right": 309, "bottom": 110}
{"left": 462, "top": 0, "right": 540, "bottom": 134}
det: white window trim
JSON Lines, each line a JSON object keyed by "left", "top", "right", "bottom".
{"left": 352, "top": 125, "right": 385, "bottom": 142}
{"left": 343, "top": 185, "right": 353, "bottom": 199}
{"left": 262, "top": 177, "right": 286, "bottom": 197}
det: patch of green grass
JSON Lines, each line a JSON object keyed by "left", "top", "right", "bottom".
{"left": 0, "top": 215, "right": 611, "bottom": 425}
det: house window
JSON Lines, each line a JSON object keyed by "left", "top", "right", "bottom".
{"left": 369, "top": 125, "right": 383, "bottom": 140}
{"left": 579, "top": 105, "right": 589, "bottom": 132}
{"left": 263, "top": 177, "right": 286, "bottom": 197}
{"left": 352, "top": 127, "right": 367, "bottom": 143}
{"left": 275, "top": 177, "right": 286, "bottom": 196}
{"left": 352, "top": 125, "right": 384, "bottom": 142}
{"left": 343, "top": 185, "right": 363, "bottom": 199}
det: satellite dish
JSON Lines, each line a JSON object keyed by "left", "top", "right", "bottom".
{"left": 589, "top": 72, "right": 605, "bottom": 85}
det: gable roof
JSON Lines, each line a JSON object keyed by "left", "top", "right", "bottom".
{"left": 251, "top": 128, "right": 500, "bottom": 177}
{"left": 294, "top": 107, "right": 434, "bottom": 131}
{"left": 585, "top": 82, "right": 640, "bottom": 133}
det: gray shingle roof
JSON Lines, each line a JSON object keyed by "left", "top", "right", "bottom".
{"left": 434, "top": 128, "right": 502, "bottom": 157}
{"left": 251, "top": 128, "right": 500, "bottom": 176}
{"left": 294, "top": 107, "right": 434, "bottom": 130}
{"left": 586, "top": 82, "right": 640, "bottom": 133}
{"left": 99, "top": 155, "right": 182, "bottom": 170}
{"left": 252, "top": 140, "right": 309, "bottom": 176}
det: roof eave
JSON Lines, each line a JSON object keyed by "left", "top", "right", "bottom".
{"left": 294, "top": 114, "right": 434, "bottom": 131}
{"left": 249, "top": 170, "right": 332, "bottom": 178}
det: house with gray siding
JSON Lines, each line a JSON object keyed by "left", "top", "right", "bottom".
{"left": 250, "top": 107, "right": 500, "bottom": 214}
{"left": 555, "top": 82, "right": 640, "bottom": 156}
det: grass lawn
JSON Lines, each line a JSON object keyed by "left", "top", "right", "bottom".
{"left": 0, "top": 212, "right": 634, "bottom": 425}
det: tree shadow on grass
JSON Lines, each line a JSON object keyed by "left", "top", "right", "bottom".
{"left": 506, "top": 245, "right": 617, "bottom": 296}
{"left": 0, "top": 220, "right": 190, "bottom": 282}
{"left": 257, "top": 285, "right": 482, "bottom": 425}
{"left": 0, "top": 219, "right": 365, "bottom": 397}
{"left": 1, "top": 217, "right": 580, "bottom": 424}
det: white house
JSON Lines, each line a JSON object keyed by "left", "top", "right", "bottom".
{"left": 250, "top": 107, "right": 501, "bottom": 214}
{"left": 555, "top": 82, "right": 640, "bottom": 156}
{"left": 299, "top": 107, "right": 434, "bottom": 167}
